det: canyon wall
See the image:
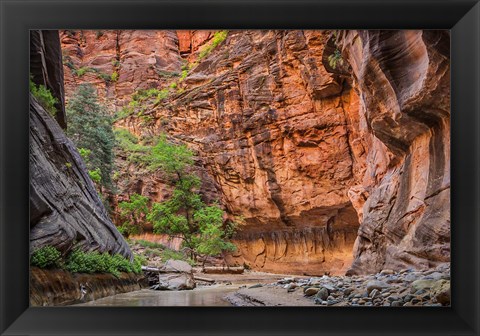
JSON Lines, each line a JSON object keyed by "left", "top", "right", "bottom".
{"left": 30, "top": 30, "right": 132, "bottom": 258}
{"left": 60, "top": 30, "right": 450, "bottom": 275}
{"left": 336, "top": 31, "right": 450, "bottom": 274}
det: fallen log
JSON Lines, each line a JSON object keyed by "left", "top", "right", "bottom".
{"left": 142, "top": 266, "right": 162, "bottom": 272}
{"left": 193, "top": 276, "right": 215, "bottom": 283}
{"left": 203, "top": 266, "right": 244, "bottom": 274}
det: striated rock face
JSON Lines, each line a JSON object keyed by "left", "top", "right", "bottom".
{"left": 30, "top": 267, "right": 146, "bottom": 306}
{"left": 30, "top": 30, "right": 67, "bottom": 128}
{"left": 335, "top": 31, "right": 450, "bottom": 274}
{"left": 30, "top": 31, "right": 132, "bottom": 258}
{"left": 60, "top": 30, "right": 450, "bottom": 276}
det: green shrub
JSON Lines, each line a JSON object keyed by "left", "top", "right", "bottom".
{"left": 134, "top": 239, "right": 165, "bottom": 249}
{"left": 154, "top": 89, "right": 169, "bottom": 104}
{"left": 328, "top": 49, "right": 344, "bottom": 69}
{"left": 29, "top": 78, "right": 58, "bottom": 117}
{"left": 30, "top": 246, "right": 62, "bottom": 268}
{"left": 74, "top": 67, "right": 90, "bottom": 77}
{"left": 198, "top": 30, "right": 228, "bottom": 60}
{"left": 161, "top": 249, "right": 195, "bottom": 266}
{"left": 64, "top": 249, "right": 143, "bottom": 277}
{"left": 111, "top": 71, "right": 119, "bottom": 82}
{"left": 88, "top": 168, "right": 102, "bottom": 184}
{"left": 180, "top": 69, "right": 189, "bottom": 81}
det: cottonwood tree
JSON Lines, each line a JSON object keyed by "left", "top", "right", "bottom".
{"left": 146, "top": 135, "right": 236, "bottom": 264}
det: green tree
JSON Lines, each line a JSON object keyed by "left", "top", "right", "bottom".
{"left": 66, "top": 84, "right": 115, "bottom": 191}
{"left": 118, "top": 193, "right": 150, "bottom": 237}
{"left": 29, "top": 76, "right": 58, "bottom": 117}
{"left": 146, "top": 136, "right": 236, "bottom": 263}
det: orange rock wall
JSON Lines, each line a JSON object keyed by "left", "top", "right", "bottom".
{"left": 60, "top": 30, "right": 450, "bottom": 276}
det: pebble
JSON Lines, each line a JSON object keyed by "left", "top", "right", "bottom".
{"left": 366, "top": 280, "right": 389, "bottom": 294}
{"left": 284, "top": 283, "right": 297, "bottom": 290}
{"left": 270, "top": 265, "right": 450, "bottom": 307}
{"left": 304, "top": 287, "right": 319, "bottom": 296}
{"left": 315, "top": 287, "right": 329, "bottom": 301}
{"left": 369, "top": 288, "right": 380, "bottom": 298}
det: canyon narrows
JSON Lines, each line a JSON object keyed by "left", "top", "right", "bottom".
{"left": 29, "top": 29, "right": 450, "bottom": 307}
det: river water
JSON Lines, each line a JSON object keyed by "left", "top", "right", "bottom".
{"left": 75, "top": 285, "right": 241, "bottom": 306}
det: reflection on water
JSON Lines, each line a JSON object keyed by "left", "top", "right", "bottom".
{"left": 75, "top": 285, "right": 240, "bottom": 306}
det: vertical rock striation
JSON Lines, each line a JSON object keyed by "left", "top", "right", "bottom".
{"left": 30, "top": 31, "right": 132, "bottom": 258}
{"left": 59, "top": 30, "right": 450, "bottom": 275}
{"left": 334, "top": 30, "right": 450, "bottom": 274}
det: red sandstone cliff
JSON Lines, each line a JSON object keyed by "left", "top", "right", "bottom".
{"left": 60, "top": 30, "right": 450, "bottom": 276}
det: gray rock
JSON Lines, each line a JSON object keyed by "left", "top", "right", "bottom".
{"left": 248, "top": 283, "right": 263, "bottom": 289}
{"left": 366, "top": 280, "right": 389, "bottom": 295}
{"left": 284, "top": 283, "right": 297, "bottom": 290}
{"left": 403, "top": 274, "right": 418, "bottom": 282}
{"left": 29, "top": 98, "right": 131, "bottom": 258}
{"left": 431, "top": 280, "right": 450, "bottom": 306}
{"left": 411, "top": 279, "right": 436, "bottom": 291}
{"left": 156, "top": 273, "right": 196, "bottom": 290}
{"left": 391, "top": 300, "right": 403, "bottom": 307}
{"left": 343, "top": 288, "right": 354, "bottom": 296}
{"left": 161, "top": 259, "right": 193, "bottom": 273}
{"left": 315, "top": 287, "right": 329, "bottom": 301}
{"left": 369, "top": 288, "right": 380, "bottom": 298}
{"left": 322, "top": 284, "right": 336, "bottom": 292}
{"left": 423, "top": 272, "right": 444, "bottom": 281}
{"left": 387, "top": 295, "right": 399, "bottom": 302}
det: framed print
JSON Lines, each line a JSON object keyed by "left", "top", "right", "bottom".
{"left": 1, "top": 0, "right": 479, "bottom": 335}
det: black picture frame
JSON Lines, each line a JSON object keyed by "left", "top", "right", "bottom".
{"left": 1, "top": 0, "right": 479, "bottom": 335}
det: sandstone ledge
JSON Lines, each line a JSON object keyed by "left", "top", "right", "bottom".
{"left": 30, "top": 267, "right": 147, "bottom": 306}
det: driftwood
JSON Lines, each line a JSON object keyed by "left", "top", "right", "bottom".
{"left": 203, "top": 266, "right": 244, "bottom": 274}
{"left": 193, "top": 276, "right": 215, "bottom": 283}
{"left": 142, "top": 266, "right": 163, "bottom": 273}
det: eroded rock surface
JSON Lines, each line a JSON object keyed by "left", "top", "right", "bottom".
{"left": 30, "top": 31, "right": 132, "bottom": 258}
{"left": 60, "top": 30, "right": 450, "bottom": 276}
{"left": 335, "top": 30, "right": 450, "bottom": 274}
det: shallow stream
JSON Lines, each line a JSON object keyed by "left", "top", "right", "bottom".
{"left": 75, "top": 284, "right": 240, "bottom": 306}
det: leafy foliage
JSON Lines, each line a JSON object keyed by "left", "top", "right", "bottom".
{"left": 118, "top": 193, "right": 150, "bottom": 237}
{"left": 133, "top": 239, "right": 165, "bottom": 249}
{"left": 30, "top": 245, "right": 145, "bottom": 277}
{"left": 29, "top": 78, "right": 58, "bottom": 117}
{"left": 66, "top": 84, "right": 115, "bottom": 190}
{"left": 145, "top": 136, "right": 236, "bottom": 261}
{"left": 145, "top": 135, "right": 194, "bottom": 174}
{"left": 160, "top": 248, "right": 195, "bottom": 266}
{"left": 30, "top": 246, "right": 62, "bottom": 268}
{"left": 111, "top": 71, "right": 119, "bottom": 82}
{"left": 114, "top": 128, "right": 150, "bottom": 164}
{"left": 64, "top": 249, "right": 145, "bottom": 277}
{"left": 328, "top": 49, "right": 344, "bottom": 69}
{"left": 198, "top": 30, "right": 228, "bottom": 60}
